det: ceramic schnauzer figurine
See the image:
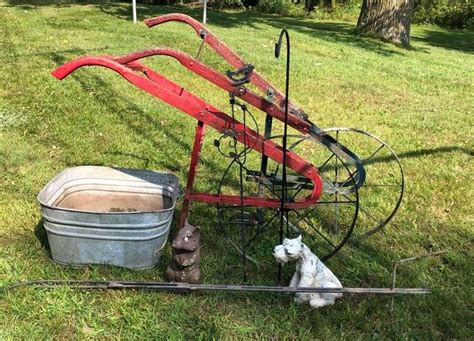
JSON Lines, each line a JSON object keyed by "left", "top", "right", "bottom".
{"left": 273, "top": 235, "right": 343, "bottom": 308}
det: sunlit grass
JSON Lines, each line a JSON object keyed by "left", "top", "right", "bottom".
{"left": 1, "top": 2, "right": 473, "bottom": 339}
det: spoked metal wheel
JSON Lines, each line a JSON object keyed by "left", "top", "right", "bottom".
{"left": 320, "top": 128, "right": 404, "bottom": 240}
{"left": 216, "top": 155, "right": 281, "bottom": 266}
{"left": 216, "top": 136, "right": 359, "bottom": 262}
{"left": 259, "top": 135, "right": 359, "bottom": 261}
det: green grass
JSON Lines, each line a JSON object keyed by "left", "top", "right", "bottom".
{"left": 1, "top": 1, "right": 473, "bottom": 339}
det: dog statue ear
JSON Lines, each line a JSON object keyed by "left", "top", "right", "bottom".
{"left": 296, "top": 234, "right": 302, "bottom": 242}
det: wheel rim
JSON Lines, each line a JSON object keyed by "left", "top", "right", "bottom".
{"left": 259, "top": 134, "right": 359, "bottom": 261}
{"left": 216, "top": 134, "right": 359, "bottom": 262}
{"left": 321, "top": 127, "right": 405, "bottom": 240}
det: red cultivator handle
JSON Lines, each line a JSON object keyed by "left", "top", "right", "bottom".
{"left": 52, "top": 54, "right": 323, "bottom": 211}
{"left": 113, "top": 47, "right": 312, "bottom": 132}
{"left": 142, "top": 15, "right": 367, "bottom": 190}
{"left": 144, "top": 13, "right": 307, "bottom": 118}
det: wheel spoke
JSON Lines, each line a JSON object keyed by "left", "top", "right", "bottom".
{"left": 363, "top": 143, "right": 385, "bottom": 165}
{"left": 363, "top": 184, "right": 402, "bottom": 187}
{"left": 334, "top": 130, "right": 339, "bottom": 183}
{"left": 245, "top": 210, "right": 280, "bottom": 248}
{"left": 336, "top": 142, "right": 385, "bottom": 188}
{"left": 341, "top": 192, "right": 385, "bottom": 228}
{"left": 295, "top": 199, "right": 357, "bottom": 230}
{"left": 338, "top": 168, "right": 359, "bottom": 188}
{"left": 318, "top": 152, "right": 335, "bottom": 171}
{"left": 358, "top": 206, "right": 385, "bottom": 228}
{"left": 296, "top": 205, "right": 317, "bottom": 224}
{"left": 294, "top": 210, "right": 338, "bottom": 249}
{"left": 318, "top": 172, "right": 339, "bottom": 193}
{"left": 291, "top": 178, "right": 310, "bottom": 199}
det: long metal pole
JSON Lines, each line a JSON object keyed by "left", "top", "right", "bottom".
{"left": 275, "top": 29, "right": 290, "bottom": 283}
{"left": 1, "top": 280, "right": 430, "bottom": 295}
{"left": 203, "top": 0, "right": 207, "bottom": 24}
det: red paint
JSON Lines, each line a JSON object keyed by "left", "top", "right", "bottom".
{"left": 51, "top": 15, "right": 323, "bottom": 217}
{"left": 180, "top": 121, "right": 206, "bottom": 227}
{"left": 144, "top": 13, "right": 305, "bottom": 114}
{"left": 115, "top": 48, "right": 312, "bottom": 133}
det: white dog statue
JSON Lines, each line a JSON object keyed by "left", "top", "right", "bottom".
{"left": 273, "top": 235, "right": 343, "bottom": 308}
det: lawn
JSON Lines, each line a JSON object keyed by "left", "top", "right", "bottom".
{"left": 1, "top": 1, "right": 473, "bottom": 339}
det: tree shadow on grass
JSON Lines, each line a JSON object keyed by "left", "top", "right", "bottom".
{"left": 4, "top": 0, "right": 99, "bottom": 10}
{"left": 0, "top": 47, "right": 113, "bottom": 60}
{"left": 356, "top": 145, "right": 473, "bottom": 168}
{"left": 104, "top": 4, "right": 404, "bottom": 57}
{"left": 10, "top": 1, "right": 471, "bottom": 56}
{"left": 411, "top": 29, "right": 474, "bottom": 54}
{"left": 6, "top": 0, "right": 404, "bottom": 57}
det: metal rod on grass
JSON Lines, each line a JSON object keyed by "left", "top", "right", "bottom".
{"left": 390, "top": 250, "right": 446, "bottom": 311}
{"left": 1, "top": 280, "right": 431, "bottom": 295}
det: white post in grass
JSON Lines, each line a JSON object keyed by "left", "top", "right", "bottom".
{"left": 132, "top": 0, "right": 137, "bottom": 23}
{"left": 203, "top": 0, "right": 207, "bottom": 24}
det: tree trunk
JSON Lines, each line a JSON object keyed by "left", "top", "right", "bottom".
{"left": 357, "top": 0, "right": 415, "bottom": 46}
{"left": 322, "top": 0, "right": 333, "bottom": 8}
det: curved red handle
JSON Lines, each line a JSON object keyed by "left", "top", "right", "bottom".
{"left": 51, "top": 54, "right": 323, "bottom": 209}
{"left": 51, "top": 56, "right": 121, "bottom": 80}
{"left": 143, "top": 13, "right": 306, "bottom": 116}
{"left": 144, "top": 13, "right": 204, "bottom": 36}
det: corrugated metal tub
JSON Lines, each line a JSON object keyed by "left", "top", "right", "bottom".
{"left": 38, "top": 166, "right": 179, "bottom": 269}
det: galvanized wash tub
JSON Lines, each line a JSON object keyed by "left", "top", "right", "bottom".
{"left": 38, "top": 166, "right": 179, "bottom": 269}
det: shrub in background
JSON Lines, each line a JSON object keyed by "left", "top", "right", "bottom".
{"left": 256, "top": 0, "right": 304, "bottom": 15}
{"left": 309, "top": 0, "right": 360, "bottom": 21}
{"left": 137, "top": 0, "right": 473, "bottom": 29}
{"left": 413, "top": 0, "right": 473, "bottom": 29}
{"left": 211, "top": 0, "right": 246, "bottom": 9}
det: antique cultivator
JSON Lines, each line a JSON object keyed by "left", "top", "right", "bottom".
{"left": 52, "top": 14, "right": 404, "bottom": 279}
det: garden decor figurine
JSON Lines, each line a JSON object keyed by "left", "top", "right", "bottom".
{"left": 166, "top": 220, "right": 201, "bottom": 284}
{"left": 273, "top": 235, "right": 343, "bottom": 308}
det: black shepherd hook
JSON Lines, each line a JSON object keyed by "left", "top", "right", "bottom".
{"left": 275, "top": 29, "right": 291, "bottom": 284}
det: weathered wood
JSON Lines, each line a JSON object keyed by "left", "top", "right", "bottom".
{"left": 357, "top": 0, "right": 415, "bottom": 46}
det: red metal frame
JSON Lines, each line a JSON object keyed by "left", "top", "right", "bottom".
{"left": 180, "top": 120, "right": 205, "bottom": 227}
{"left": 52, "top": 14, "right": 323, "bottom": 226}
{"left": 114, "top": 48, "right": 312, "bottom": 133}
{"left": 144, "top": 14, "right": 307, "bottom": 117}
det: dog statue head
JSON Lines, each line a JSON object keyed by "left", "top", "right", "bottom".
{"left": 273, "top": 235, "right": 304, "bottom": 264}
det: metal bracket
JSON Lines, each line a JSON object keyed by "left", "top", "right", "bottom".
{"left": 391, "top": 250, "right": 446, "bottom": 311}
